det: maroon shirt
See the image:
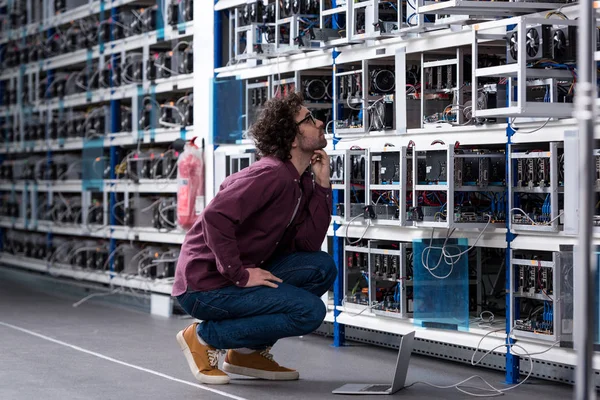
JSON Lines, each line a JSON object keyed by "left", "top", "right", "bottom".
{"left": 172, "top": 156, "right": 333, "bottom": 295}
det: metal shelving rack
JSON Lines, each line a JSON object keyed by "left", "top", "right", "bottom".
{"left": 211, "top": 0, "right": 600, "bottom": 389}
{"left": 0, "top": 0, "right": 199, "bottom": 310}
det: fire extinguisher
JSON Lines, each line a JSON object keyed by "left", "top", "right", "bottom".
{"left": 176, "top": 137, "right": 204, "bottom": 229}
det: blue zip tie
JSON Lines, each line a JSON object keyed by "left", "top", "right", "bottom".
{"left": 180, "top": 126, "right": 186, "bottom": 140}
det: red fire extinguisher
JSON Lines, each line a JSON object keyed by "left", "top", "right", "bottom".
{"left": 177, "top": 137, "right": 204, "bottom": 229}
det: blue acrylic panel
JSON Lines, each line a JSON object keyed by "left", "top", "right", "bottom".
{"left": 211, "top": 78, "right": 243, "bottom": 144}
{"left": 82, "top": 137, "right": 104, "bottom": 191}
{"left": 413, "top": 237, "right": 470, "bottom": 331}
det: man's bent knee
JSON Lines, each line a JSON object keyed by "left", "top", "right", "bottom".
{"left": 316, "top": 251, "right": 338, "bottom": 286}
{"left": 300, "top": 297, "right": 327, "bottom": 334}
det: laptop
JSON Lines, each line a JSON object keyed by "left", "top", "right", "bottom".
{"left": 332, "top": 331, "right": 415, "bottom": 395}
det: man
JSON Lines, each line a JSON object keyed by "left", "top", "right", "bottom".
{"left": 172, "top": 92, "right": 337, "bottom": 385}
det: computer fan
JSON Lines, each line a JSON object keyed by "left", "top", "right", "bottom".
{"left": 281, "top": 0, "right": 292, "bottom": 17}
{"left": 303, "top": 79, "right": 328, "bottom": 101}
{"left": 304, "top": 0, "right": 319, "bottom": 14}
{"left": 506, "top": 25, "right": 552, "bottom": 63}
{"left": 264, "top": 3, "right": 275, "bottom": 23}
{"left": 291, "top": 0, "right": 303, "bottom": 14}
{"left": 370, "top": 68, "right": 395, "bottom": 94}
{"left": 552, "top": 26, "right": 577, "bottom": 63}
{"left": 330, "top": 154, "right": 344, "bottom": 182}
{"left": 248, "top": 1, "right": 263, "bottom": 23}
{"left": 240, "top": 4, "right": 250, "bottom": 25}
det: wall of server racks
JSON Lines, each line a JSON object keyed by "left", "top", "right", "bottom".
{"left": 1, "top": 0, "right": 599, "bottom": 389}
{"left": 208, "top": 0, "right": 600, "bottom": 388}
{"left": 0, "top": 0, "right": 196, "bottom": 294}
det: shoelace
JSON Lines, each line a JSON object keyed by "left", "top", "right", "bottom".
{"left": 207, "top": 349, "right": 225, "bottom": 368}
{"left": 259, "top": 347, "right": 274, "bottom": 361}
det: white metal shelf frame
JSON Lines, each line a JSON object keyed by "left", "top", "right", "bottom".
{"left": 0, "top": 127, "right": 195, "bottom": 154}
{"left": 508, "top": 142, "right": 563, "bottom": 233}
{"left": 0, "top": 253, "right": 174, "bottom": 294}
{"left": 0, "top": 0, "right": 141, "bottom": 44}
{"left": 471, "top": 17, "right": 578, "bottom": 119}
{"left": 0, "top": 21, "right": 196, "bottom": 80}
{"left": 509, "top": 248, "right": 573, "bottom": 344}
{"left": 207, "top": 1, "right": 598, "bottom": 386}
{"left": 0, "top": 0, "right": 202, "bottom": 293}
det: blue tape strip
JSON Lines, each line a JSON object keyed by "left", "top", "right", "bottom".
{"left": 179, "top": 127, "right": 186, "bottom": 140}
{"left": 157, "top": 0, "right": 165, "bottom": 40}
{"left": 99, "top": 1, "right": 106, "bottom": 53}
{"left": 86, "top": 49, "right": 93, "bottom": 102}
{"left": 150, "top": 84, "right": 157, "bottom": 141}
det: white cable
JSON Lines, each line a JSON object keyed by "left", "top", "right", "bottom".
{"left": 441, "top": 214, "right": 492, "bottom": 261}
{"left": 344, "top": 214, "right": 371, "bottom": 245}
{"left": 510, "top": 208, "right": 564, "bottom": 226}
{"left": 140, "top": 199, "right": 162, "bottom": 213}
{"left": 421, "top": 214, "right": 491, "bottom": 279}
{"left": 72, "top": 287, "right": 124, "bottom": 308}
{"left": 407, "top": 331, "right": 559, "bottom": 397}
{"left": 509, "top": 117, "right": 551, "bottom": 134}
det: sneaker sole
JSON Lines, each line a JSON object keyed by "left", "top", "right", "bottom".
{"left": 222, "top": 362, "right": 299, "bottom": 381}
{"left": 176, "top": 330, "right": 230, "bottom": 385}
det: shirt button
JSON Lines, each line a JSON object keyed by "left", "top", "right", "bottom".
{"left": 276, "top": 242, "right": 279, "bottom": 245}
{"left": 260, "top": 260, "right": 264, "bottom": 264}
{"left": 236, "top": 281, "right": 240, "bottom": 285}
{"left": 227, "top": 265, "right": 231, "bottom": 269}
{"left": 294, "top": 179, "right": 297, "bottom": 182}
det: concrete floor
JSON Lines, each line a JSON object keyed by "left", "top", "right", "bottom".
{"left": 0, "top": 267, "right": 574, "bottom": 400}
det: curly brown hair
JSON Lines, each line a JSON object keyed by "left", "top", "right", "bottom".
{"left": 250, "top": 92, "right": 304, "bottom": 160}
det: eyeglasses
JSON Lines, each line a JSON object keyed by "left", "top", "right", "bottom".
{"left": 296, "top": 112, "right": 317, "bottom": 126}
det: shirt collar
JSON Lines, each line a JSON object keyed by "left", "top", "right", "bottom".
{"left": 283, "top": 158, "right": 304, "bottom": 181}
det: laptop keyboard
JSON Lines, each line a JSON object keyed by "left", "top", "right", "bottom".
{"left": 360, "top": 385, "right": 391, "bottom": 392}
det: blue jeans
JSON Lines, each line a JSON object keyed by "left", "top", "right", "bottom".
{"left": 176, "top": 251, "right": 337, "bottom": 350}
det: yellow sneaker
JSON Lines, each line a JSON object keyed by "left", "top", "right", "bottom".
{"left": 176, "top": 323, "right": 230, "bottom": 385}
{"left": 222, "top": 347, "right": 300, "bottom": 381}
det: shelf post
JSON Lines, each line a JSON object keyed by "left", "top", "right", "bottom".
{"left": 331, "top": 48, "right": 345, "bottom": 347}
{"left": 505, "top": 102, "right": 519, "bottom": 384}
{"left": 574, "top": 0, "right": 598, "bottom": 397}
{"left": 108, "top": 4, "right": 120, "bottom": 276}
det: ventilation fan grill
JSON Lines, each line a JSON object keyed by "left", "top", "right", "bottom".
{"left": 525, "top": 27, "right": 540, "bottom": 58}
{"left": 508, "top": 32, "right": 518, "bottom": 61}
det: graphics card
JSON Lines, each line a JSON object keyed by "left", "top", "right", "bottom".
{"left": 506, "top": 24, "right": 552, "bottom": 63}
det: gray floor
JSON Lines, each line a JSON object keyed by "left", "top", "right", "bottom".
{"left": 0, "top": 268, "right": 574, "bottom": 400}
